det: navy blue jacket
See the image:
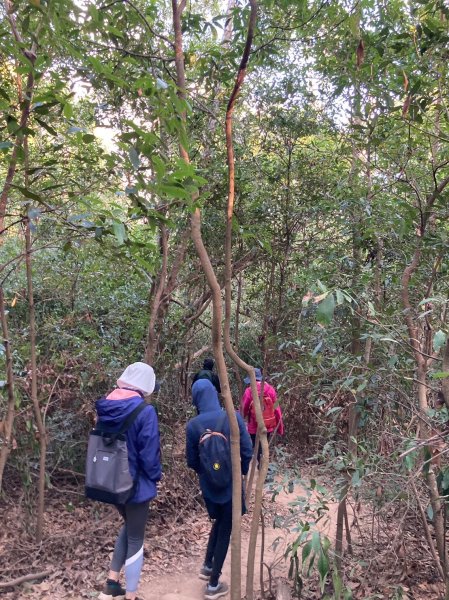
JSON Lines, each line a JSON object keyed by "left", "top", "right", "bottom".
{"left": 95, "top": 393, "right": 162, "bottom": 504}
{"left": 186, "top": 379, "right": 253, "bottom": 504}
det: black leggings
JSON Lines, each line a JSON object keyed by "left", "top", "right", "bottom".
{"left": 204, "top": 499, "right": 232, "bottom": 587}
{"left": 110, "top": 501, "right": 149, "bottom": 592}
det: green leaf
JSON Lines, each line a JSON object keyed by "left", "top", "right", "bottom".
{"left": 106, "top": 25, "right": 124, "bottom": 37}
{"left": 36, "top": 117, "right": 58, "bottom": 136}
{"left": 112, "top": 222, "right": 126, "bottom": 245}
{"left": 159, "top": 184, "right": 191, "bottom": 200}
{"left": 335, "top": 289, "right": 344, "bottom": 305}
{"left": 151, "top": 155, "right": 166, "bottom": 179}
{"left": 63, "top": 103, "right": 73, "bottom": 119}
{"left": 430, "top": 372, "right": 449, "bottom": 380}
{"left": 433, "top": 330, "right": 446, "bottom": 352}
{"left": 317, "top": 551, "right": 329, "bottom": 592}
{"left": 129, "top": 147, "right": 140, "bottom": 170}
{"left": 418, "top": 297, "right": 439, "bottom": 306}
{"left": 316, "top": 293, "right": 335, "bottom": 326}
{"left": 0, "top": 141, "right": 13, "bottom": 150}
{"left": 35, "top": 117, "right": 58, "bottom": 136}
{"left": 351, "top": 470, "right": 361, "bottom": 487}
{"left": 348, "top": 13, "right": 360, "bottom": 37}
{"left": 301, "top": 541, "right": 312, "bottom": 565}
{"left": 10, "top": 184, "right": 41, "bottom": 201}
{"left": 427, "top": 504, "right": 434, "bottom": 521}
{"left": 311, "top": 531, "right": 320, "bottom": 553}
{"left": 83, "top": 134, "right": 95, "bottom": 143}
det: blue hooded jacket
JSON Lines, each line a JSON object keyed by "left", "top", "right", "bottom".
{"left": 95, "top": 394, "right": 162, "bottom": 504}
{"left": 186, "top": 379, "right": 253, "bottom": 504}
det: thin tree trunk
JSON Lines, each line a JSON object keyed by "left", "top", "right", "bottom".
{"left": 260, "top": 509, "right": 265, "bottom": 598}
{"left": 0, "top": 0, "right": 37, "bottom": 237}
{"left": 23, "top": 134, "right": 47, "bottom": 543}
{"left": 171, "top": 2, "right": 246, "bottom": 598}
{"left": 145, "top": 223, "right": 168, "bottom": 364}
{"left": 145, "top": 226, "right": 190, "bottom": 364}
{"left": 220, "top": 2, "right": 258, "bottom": 598}
{"left": 232, "top": 269, "right": 244, "bottom": 399}
{"left": 0, "top": 287, "right": 16, "bottom": 491}
{"left": 401, "top": 184, "right": 449, "bottom": 590}
{"left": 411, "top": 478, "right": 445, "bottom": 580}
{"left": 245, "top": 264, "right": 274, "bottom": 599}
{"left": 24, "top": 217, "right": 47, "bottom": 543}
{"left": 441, "top": 338, "right": 449, "bottom": 409}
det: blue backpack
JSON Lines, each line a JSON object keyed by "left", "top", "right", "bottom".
{"left": 198, "top": 412, "right": 232, "bottom": 489}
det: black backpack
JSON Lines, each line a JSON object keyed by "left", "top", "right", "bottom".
{"left": 198, "top": 412, "right": 232, "bottom": 489}
{"left": 85, "top": 402, "right": 146, "bottom": 504}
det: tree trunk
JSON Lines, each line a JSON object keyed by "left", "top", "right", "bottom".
{"left": 441, "top": 338, "right": 449, "bottom": 409}
{"left": 220, "top": 2, "right": 258, "bottom": 597}
{"left": 145, "top": 226, "right": 190, "bottom": 364}
{"left": 24, "top": 216, "right": 47, "bottom": 543}
{"left": 0, "top": 1, "right": 37, "bottom": 237}
{"left": 0, "top": 287, "right": 16, "bottom": 491}
{"left": 171, "top": 2, "right": 248, "bottom": 598}
{"left": 145, "top": 223, "right": 168, "bottom": 364}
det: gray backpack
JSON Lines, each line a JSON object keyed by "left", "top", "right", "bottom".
{"left": 85, "top": 402, "right": 146, "bottom": 504}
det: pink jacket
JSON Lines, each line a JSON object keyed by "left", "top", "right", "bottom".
{"left": 241, "top": 381, "right": 284, "bottom": 436}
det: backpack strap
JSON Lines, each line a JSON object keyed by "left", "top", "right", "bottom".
{"left": 215, "top": 410, "right": 228, "bottom": 434}
{"left": 117, "top": 402, "right": 147, "bottom": 435}
{"left": 196, "top": 410, "right": 228, "bottom": 443}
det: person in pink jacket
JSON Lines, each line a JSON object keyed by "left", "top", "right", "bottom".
{"left": 241, "top": 368, "right": 284, "bottom": 465}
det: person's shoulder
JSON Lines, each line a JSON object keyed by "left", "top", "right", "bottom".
{"left": 135, "top": 402, "right": 157, "bottom": 424}
{"left": 142, "top": 402, "right": 157, "bottom": 415}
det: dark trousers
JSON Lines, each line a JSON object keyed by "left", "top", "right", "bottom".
{"left": 250, "top": 432, "right": 271, "bottom": 466}
{"left": 204, "top": 499, "right": 233, "bottom": 587}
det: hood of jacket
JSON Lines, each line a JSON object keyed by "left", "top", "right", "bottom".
{"left": 95, "top": 393, "right": 144, "bottom": 430}
{"left": 192, "top": 379, "right": 221, "bottom": 414}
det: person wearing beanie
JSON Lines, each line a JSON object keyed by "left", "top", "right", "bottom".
{"left": 97, "top": 362, "right": 161, "bottom": 600}
{"left": 192, "top": 357, "right": 221, "bottom": 394}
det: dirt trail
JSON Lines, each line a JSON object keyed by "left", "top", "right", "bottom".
{"left": 139, "top": 478, "right": 341, "bottom": 600}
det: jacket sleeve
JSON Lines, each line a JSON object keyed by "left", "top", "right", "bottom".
{"left": 237, "top": 413, "right": 253, "bottom": 476}
{"left": 186, "top": 421, "right": 200, "bottom": 473}
{"left": 137, "top": 405, "right": 162, "bottom": 482}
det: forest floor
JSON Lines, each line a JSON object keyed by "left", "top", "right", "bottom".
{"left": 0, "top": 463, "right": 446, "bottom": 600}
{"left": 139, "top": 475, "right": 317, "bottom": 600}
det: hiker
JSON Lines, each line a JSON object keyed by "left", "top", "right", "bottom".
{"left": 186, "top": 379, "right": 253, "bottom": 599}
{"left": 241, "top": 368, "right": 284, "bottom": 465}
{"left": 192, "top": 357, "right": 221, "bottom": 394}
{"left": 96, "top": 362, "right": 161, "bottom": 600}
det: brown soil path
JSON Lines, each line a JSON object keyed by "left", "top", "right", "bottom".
{"left": 139, "top": 478, "right": 341, "bottom": 600}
